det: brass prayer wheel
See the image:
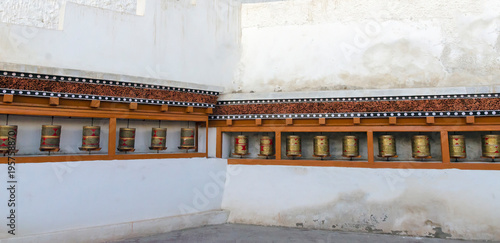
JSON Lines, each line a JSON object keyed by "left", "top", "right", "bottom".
{"left": 449, "top": 135, "right": 466, "bottom": 158}
{"left": 81, "top": 126, "right": 100, "bottom": 150}
{"left": 259, "top": 136, "right": 274, "bottom": 156}
{"left": 313, "top": 135, "right": 330, "bottom": 157}
{"left": 343, "top": 135, "right": 359, "bottom": 157}
{"left": 234, "top": 135, "right": 249, "bottom": 156}
{"left": 0, "top": 125, "right": 17, "bottom": 152}
{"left": 378, "top": 135, "right": 396, "bottom": 157}
{"left": 180, "top": 128, "right": 195, "bottom": 148}
{"left": 118, "top": 128, "right": 135, "bottom": 151}
{"left": 150, "top": 128, "right": 167, "bottom": 150}
{"left": 412, "top": 135, "right": 430, "bottom": 158}
{"left": 40, "top": 125, "right": 62, "bottom": 150}
{"left": 286, "top": 135, "right": 301, "bottom": 157}
{"left": 482, "top": 134, "right": 500, "bottom": 158}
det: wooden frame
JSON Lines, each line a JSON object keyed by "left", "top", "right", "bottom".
{"left": 213, "top": 117, "right": 500, "bottom": 170}
{"left": 0, "top": 95, "right": 210, "bottom": 163}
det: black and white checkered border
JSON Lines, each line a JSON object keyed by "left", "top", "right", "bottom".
{"left": 0, "top": 70, "right": 220, "bottom": 96}
{"left": 217, "top": 93, "right": 500, "bottom": 105}
{"left": 0, "top": 88, "right": 215, "bottom": 108}
{"left": 209, "top": 110, "right": 500, "bottom": 120}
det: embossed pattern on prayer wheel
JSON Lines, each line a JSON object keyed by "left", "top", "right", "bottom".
{"left": 180, "top": 128, "right": 195, "bottom": 148}
{"left": 118, "top": 128, "right": 135, "bottom": 151}
{"left": 482, "top": 134, "right": 500, "bottom": 158}
{"left": 151, "top": 128, "right": 167, "bottom": 149}
{"left": 313, "top": 135, "right": 330, "bottom": 157}
{"left": 234, "top": 135, "right": 249, "bottom": 155}
{"left": 259, "top": 136, "right": 274, "bottom": 156}
{"left": 286, "top": 135, "right": 301, "bottom": 156}
{"left": 378, "top": 135, "right": 396, "bottom": 157}
{"left": 40, "top": 125, "right": 61, "bottom": 150}
{"left": 449, "top": 135, "right": 466, "bottom": 158}
{"left": 0, "top": 125, "right": 17, "bottom": 152}
{"left": 81, "top": 126, "right": 100, "bottom": 149}
{"left": 343, "top": 135, "right": 359, "bottom": 157}
{"left": 412, "top": 135, "right": 430, "bottom": 158}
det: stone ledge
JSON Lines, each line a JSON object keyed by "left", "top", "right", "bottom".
{"left": 0, "top": 210, "right": 229, "bottom": 243}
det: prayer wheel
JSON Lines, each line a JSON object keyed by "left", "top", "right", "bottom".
{"left": 286, "top": 135, "right": 301, "bottom": 157}
{"left": 40, "top": 125, "right": 62, "bottom": 150}
{"left": 234, "top": 135, "right": 249, "bottom": 156}
{"left": 118, "top": 128, "right": 135, "bottom": 151}
{"left": 259, "top": 136, "right": 274, "bottom": 156}
{"left": 378, "top": 135, "right": 396, "bottom": 157}
{"left": 0, "top": 125, "right": 17, "bottom": 152}
{"left": 343, "top": 135, "right": 359, "bottom": 157}
{"left": 412, "top": 135, "right": 430, "bottom": 158}
{"left": 81, "top": 126, "right": 100, "bottom": 150}
{"left": 449, "top": 135, "right": 466, "bottom": 158}
{"left": 313, "top": 135, "right": 330, "bottom": 157}
{"left": 150, "top": 128, "right": 167, "bottom": 150}
{"left": 482, "top": 134, "right": 500, "bottom": 158}
{"left": 180, "top": 128, "right": 195, "bottom": 148}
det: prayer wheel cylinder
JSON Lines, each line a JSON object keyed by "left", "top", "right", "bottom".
{"left": 40, "top": 125, "right": 62, "bottom": 150}
{"left": 0, "top": 125, "right": 17, "bottom": 152}
{"left": 81, "top": 126, "right": 100, "bottom": 149}
{"left": 412, "top": 135, "right": 430, "bottom": 158}
{"left": 378, "top": 135, "right": 396, "bottom": 157}
{"left": 286, "top": 135, "right": 301, "bottom": 156}
{"left": 151, "top": 128, "right": 167, "bottom": 149}
{"left": 449, "top": 135, "right": 466, "bottom": 158}
{"left": 118, "top": 128, "right": 135, "bottom": 151}
{"left": 259, "top": 136, "right": 274, "bottom": 156}
{"left": 180, "top": 128, "right": 195, "bottom": 148}
{"left": 343, "top": 135, "right": 359, "bottom": 157}
{"left": 234, "top": 135, "right": 249, "bottom": 156}
{"left": 313, "top": 135, "right": 330, "bottom": 156}
{"left": 482, "top": 134, "right": 500, "bottom": 158}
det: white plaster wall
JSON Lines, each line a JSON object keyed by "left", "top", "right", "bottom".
{"left": 235, "top": 0, "right": 500, "bottom": 93}
{"left": 0, "top": 0, "right": 240, "bottom": 90}
{"left": 0, "top": 0, "right": 136, "bottom": 29}
{"left": 222, "top": 165, "right": 500, "bottom": 240}
{"left": 0, "top": 158, "right": 227, "bottom": 238}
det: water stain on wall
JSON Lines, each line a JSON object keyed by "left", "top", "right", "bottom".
{"left": 228, "top": 187, "right": 500, "bottom": 241}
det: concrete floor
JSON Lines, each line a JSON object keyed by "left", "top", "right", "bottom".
{"left": 112, "top": 224, "right": 489, "bottom": 243}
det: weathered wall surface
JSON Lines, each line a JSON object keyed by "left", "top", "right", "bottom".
{"left": 0, "top": 0, "right": 240, "bottom": 90}
{"left": 222, "top": 165, "right": 500, "bottom": 241}
{"left": 235, "top": 0, "right": 500, "bottom": 93}
{"left": 0, "top": 158, "right": 228, "bottom": 240}
{"left": 0, "top": 0, "right": 136, "bottom": 29}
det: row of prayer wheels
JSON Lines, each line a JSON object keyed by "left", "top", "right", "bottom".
{"left": 0, "top": 125, "right": 195, "bottom": 153}
{"left": 232, "top": 134, "right": 500, "bottom": 159}
{"left": 117, "top": 127, "right": 195, "bottom": 151}
{"left": 233, "top": 135, "right": 361, "bottom": 158}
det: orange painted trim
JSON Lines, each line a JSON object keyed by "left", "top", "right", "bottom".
{"left": 218, "top": 125, "right": 500, "bottom": 133}
{"left": 0, "top": 104, "right": 208, "bottom": 121}
{"left": 440, "top": 131, "right": 450, "bottom": 164}
{"left": 0, "top": 153, "right": 207, "bottom": 164}
{"left": 389, "top": 117, "right": 397, "bottom": 125}
{"left": 216, "top": 127, "right": 222, "bottom": 158}
{"left": 210, "top": 117, "right": 500, "bottom": 127}
{"left": 275, "top": 132, "right": 282, "bottom": 160}
{"left": 227, "top": 159, "right": 500, "bottom": 170}
{"left": 205, "top": 119, "right": 209, "bottom": 154}
{"left": 108, "top": 118, "right": 117, "bottom": 156}
{"left": 466, "top": 116, "right": 475, "bottom": 124}
{"left": 367, "top": 131, "right": 374, "bottom": 164}
{"left": 3, "top": 94, "right": 14, "bottom": 103}
{"left": 49, "top": 97, "right": 60, "bottom": 106}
